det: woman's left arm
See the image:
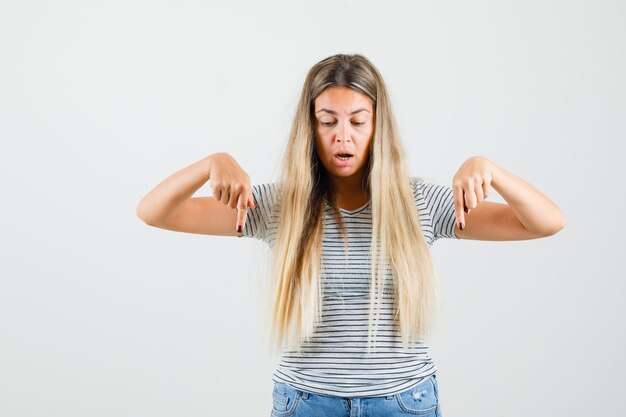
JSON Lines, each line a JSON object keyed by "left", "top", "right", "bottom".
{"left": 452, "top": 156, "right": 566, "bottom": 241}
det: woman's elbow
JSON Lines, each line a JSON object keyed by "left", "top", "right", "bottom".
{"left": 136, "top": 200, "right": 156, "bottom": 225}
{"left": 543, "top": 214, "right": 566, "bottom": 237}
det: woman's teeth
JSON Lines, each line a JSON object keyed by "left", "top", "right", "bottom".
{"left": 337, "top": 155, "right": 351, "bottom": 160}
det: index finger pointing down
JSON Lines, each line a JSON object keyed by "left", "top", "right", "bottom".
{"left": 236, "top": 194, "right": 248, "bottom": 234}
{"left": 453, "top": 185, "right": 465, "bottom": 230}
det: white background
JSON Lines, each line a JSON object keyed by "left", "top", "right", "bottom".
{"left": 1, "top": 1, "right": 624, "bottom": 416}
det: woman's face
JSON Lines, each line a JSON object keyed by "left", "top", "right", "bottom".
{"left": 313, "top": 86, "right": 375, "bottom": 183}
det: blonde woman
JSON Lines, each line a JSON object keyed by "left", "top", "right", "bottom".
{"left": 136, "top": 54, "right": 565, "bottom": 417}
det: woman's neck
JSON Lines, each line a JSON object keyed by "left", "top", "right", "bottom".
{"left": 332, "top": 176, "right": 369, "bottom": 210}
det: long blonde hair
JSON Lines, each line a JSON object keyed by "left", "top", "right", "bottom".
{"left": 268, "top": 53, "right": 440, "bottom": 356}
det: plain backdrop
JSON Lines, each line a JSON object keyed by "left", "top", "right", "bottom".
{"left": 1, "top": 1, "right": 624, "bottom": 416}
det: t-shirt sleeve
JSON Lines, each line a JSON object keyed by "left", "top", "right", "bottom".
{"left": 412, "top": 177, "right": 459, "bottom": 242}
{"left": 238, "top": 182, "right": 280, "bottom": 243}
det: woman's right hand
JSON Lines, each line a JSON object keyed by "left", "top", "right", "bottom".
{"left": 207, "top": 152, "right": 258, "bottom": 233}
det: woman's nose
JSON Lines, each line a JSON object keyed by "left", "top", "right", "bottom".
{"left": 335, "top": 124, "right": 351, "bottom": 142}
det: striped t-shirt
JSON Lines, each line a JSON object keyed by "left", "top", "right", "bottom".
{"left": 240, "top": 176, "right": 459, "bottom": 398}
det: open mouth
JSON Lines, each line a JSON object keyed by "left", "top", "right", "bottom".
{"left": 335, "top": 153, "right": 353, "bottom": 161}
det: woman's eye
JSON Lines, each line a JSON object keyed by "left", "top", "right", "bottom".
{"left": 319, "top": 121, "right": 365, "bottom": 127}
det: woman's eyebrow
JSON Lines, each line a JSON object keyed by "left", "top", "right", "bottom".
{"left": 315, "top": 108, "right": 370, "bottom": 115}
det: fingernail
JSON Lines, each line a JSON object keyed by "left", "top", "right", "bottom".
{"left": 459, "top": 222, "right": 464, "bottom": 230}
{"left": 237, "top": 225, "right": 243, "bottom": 233}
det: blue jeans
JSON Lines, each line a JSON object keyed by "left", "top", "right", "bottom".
{"left": 270, "top": 374, "right": 442, "bottom": 417}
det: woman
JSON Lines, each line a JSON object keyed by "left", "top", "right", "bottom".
{"left": 136, "top": 54, "right": 565, "bottom": 417}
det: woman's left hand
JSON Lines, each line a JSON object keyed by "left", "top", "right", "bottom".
{"left": 452, "top": 156, "right": 497, "bottom": 230}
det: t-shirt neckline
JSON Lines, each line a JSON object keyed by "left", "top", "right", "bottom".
{"left": 338, "top": 200, "right": 371, "bottom": 215}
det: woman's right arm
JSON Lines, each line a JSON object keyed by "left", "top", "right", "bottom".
{"left": 135, "top": 152, "right": 257, "bottom": 236}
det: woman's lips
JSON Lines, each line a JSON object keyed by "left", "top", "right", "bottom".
{"left": 334, "top": 154, "right": 353, "bottom": 167}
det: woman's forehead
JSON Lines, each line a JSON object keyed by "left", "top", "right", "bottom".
{"left": 314, "top": 86, "right": 373, "bottom": 114}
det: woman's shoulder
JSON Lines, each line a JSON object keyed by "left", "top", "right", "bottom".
{"left": 409, "top": 175, "right": 430, "bottom": 193}
{"left": 409, "top": 175, "right": 450, "bottom": 190}
{"left": 250, "top": 181, "right": 283, "bottom": 213}
{"left": 409, "top": 176, "right": 455, "bottom": 206}
{"left": 251, "top": 181, "right": 282, "bottom": 195}
{"left": 410, "top": 175, "right": 440, "bottom": 185}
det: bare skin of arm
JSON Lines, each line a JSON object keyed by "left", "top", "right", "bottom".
{"left": 136, "top": 152, "right": 257, "bottom": 236}
{"left": 452, "top": 156, "right": 565, "bottom": 241}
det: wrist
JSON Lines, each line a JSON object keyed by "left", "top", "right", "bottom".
{"left": 489, "top": 160, "right": 505, "bottom": 188}
{"left": 203, "top": 152, "right": 229, "bottom": 180}
{"left": 203, "top": 153, "right": 220, "bottom": 180}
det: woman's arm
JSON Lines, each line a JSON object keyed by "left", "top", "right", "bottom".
{"left": 452, "top": 156, "right": 565, "bottom": 241}
{"left": 136, "top": 152, "right": 256, "bottom": 235}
